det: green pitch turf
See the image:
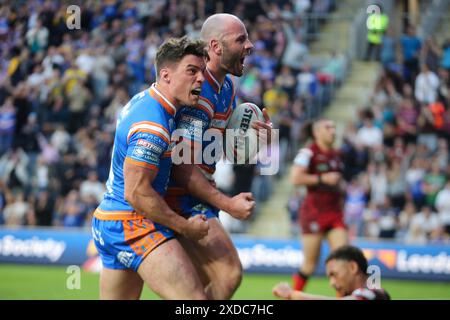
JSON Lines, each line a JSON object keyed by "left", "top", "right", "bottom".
{"left": 0, "top": 264, "right": 449, "bottom": 299}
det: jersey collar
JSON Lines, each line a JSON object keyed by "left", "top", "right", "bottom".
{"left": 205, "top": 68, "right": 222, "bottom": 94}
{"left": 148, "top": 83, "right": 177, "bottom": 116}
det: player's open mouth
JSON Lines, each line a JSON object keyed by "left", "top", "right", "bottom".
{"left": 191, "top": 88, "right": 202, "bottom": 96}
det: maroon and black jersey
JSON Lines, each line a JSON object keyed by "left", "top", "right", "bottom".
{"left": 293, "top": 143, "right": 346, "bottom": 234}
{"left": 351, "top": 287, "right": 391, "bottom": 300}
{"left": 293, "top": 142, "right": 344, "bottom": 213}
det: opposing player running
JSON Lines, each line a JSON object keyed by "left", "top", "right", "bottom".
{"left": 291, "top": 119, "right": 349, "bottom": 292}
{"left": 166, "top": 13, "right": 272, "bottom": 299}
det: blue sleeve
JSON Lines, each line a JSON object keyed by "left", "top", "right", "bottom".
{"left": 125, "top": 122, "right": 169, "bottom": 170}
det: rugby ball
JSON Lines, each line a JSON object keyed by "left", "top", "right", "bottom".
{"left": 225, "top": 103, "right": 264, "bottom": 163}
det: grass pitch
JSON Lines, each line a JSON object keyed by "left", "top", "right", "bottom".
{"left": 0, "top": 264, "right": 449, "bottom": 300}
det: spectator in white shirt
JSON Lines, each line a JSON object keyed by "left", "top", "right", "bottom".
{"left": 368, "top": 162, "right": 388, "bottom": 206}
{"left": 407, "top": 205, "right": 441, "bottom": 244}
{"left": 356, "top": 110, "right": 383, "bottom": 148}
{"left": 294, "top": 0, "right": 311, "bottom": 14}
{"left": 3, "top": 191, "right": 30, "bottom": 226}
{"left": 75, "top": 48, "right": 96, "bottom": 75}
{"left": 26, "top": 64, "right": 46, "bottom": 88}
{"left": 80, "top": 171, "right": 106, "bottom": 205}
{"left": 282, "top": 22, "right": 309, "bottom": 72}
{"left": 25, "top": 19, "right": 48, "bottom": 54}
{"left": 415, "top": 63, "right": 439, "bottom": 105}
{"left": 396, "top": 201, "right": 416, "bottom": 241}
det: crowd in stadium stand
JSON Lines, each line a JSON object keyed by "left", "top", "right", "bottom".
{"left": 0, "top": 0, "right": 338, "bottom": 228}
{"left": 336, "top": 27, "right": 450, "bottom": 244}
{"left": 5, "top": 1, "right": 448, "bottom": 245}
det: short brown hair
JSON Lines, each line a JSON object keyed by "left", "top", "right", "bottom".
{"left": 301, "top": 118, "right": 329, "bottom": 142}
{"left": 155, "top": 36, "right": 207, "bottom": 80}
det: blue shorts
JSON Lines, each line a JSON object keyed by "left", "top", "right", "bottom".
{"left": 91, "top": 216, "right": 174, "bottom": 272}
{"left": 165, "top": 193, "right": 219, "bottom": 219}
{"left": 185, "top": 203, "right": 220, "bottom": 219}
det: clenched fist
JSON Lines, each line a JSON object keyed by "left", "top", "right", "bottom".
{"left": 181, "top": 214, "right": 209, "bottom": 241}
{"left": 226, "top": 192, "right": 255, "bottom": 220}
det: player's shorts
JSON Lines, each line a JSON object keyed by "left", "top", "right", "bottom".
{"left": 298, "top": 196, "right": 346, "bottom": 234}
{"left": 91, "top": 216, "right": 174, "bottom": 272}
{"left": 298, "top": 205, "right": 346, "bottom": 235}
{"left": 165, "top": 193, "right": 219, "bottom": 219}
{"left": 184, "top": 203, "right": 219, "bottom": 219}
{"left": 299, "top": 212, "right": 346, "bottom": 234}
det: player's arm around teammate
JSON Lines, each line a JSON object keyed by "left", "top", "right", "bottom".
{"left": 95, "top": 37, "right": 212, "bottom": 300}
{"left": 162, "top": 13, "right": 267, "bottom": 300}
{"left": 172, "top": 104, "right": 274, "bottom": 221}
{"left": 176, "top": 12, "right": 272, "bottom": 222}
{"left": 124, "top": 164, "right": 209, "bottom": 241}
{"left": 172, "top": 163, "right": 255, "bottom": 220}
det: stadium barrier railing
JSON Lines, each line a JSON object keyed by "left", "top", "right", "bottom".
{"left": 0, "top": 226, "right": 449, "bottom": 281}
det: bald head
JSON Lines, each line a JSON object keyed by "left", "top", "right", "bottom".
{"left": 201, "top": 13, "right": 245, "bottom": 43}
{"left": 200, "top": 13, "right": 253, "bottom": 78}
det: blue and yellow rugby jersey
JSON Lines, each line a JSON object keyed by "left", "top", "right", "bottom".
{"left": 95, "top": 83, "right": 176, "bottom": 220}
{"left": 166, "top": 68, "right": 236, "bottom": 217}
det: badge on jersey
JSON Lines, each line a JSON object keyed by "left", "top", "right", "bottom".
{"left": 128, "top": 131, "right": 168, "bottom": 168}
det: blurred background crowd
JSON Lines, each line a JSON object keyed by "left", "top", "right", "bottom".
{"left": 0, "top": 0, "right": 337, "bottom": 229}
{"left": 337, "top": 34, "right": 450, "bottom": 244}
{"left": 0, "top": 0, "right": 449, "bottom": 245}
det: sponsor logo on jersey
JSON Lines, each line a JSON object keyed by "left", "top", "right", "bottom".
{"left": 137, "top": 139, "right": 164, "bottom": 154}
{"left": 317, "top": 163, "right": 329, "bottom": 172}
{"left": 132, "top": 146, "right": 159, "bottom": 163}
{"left": 192, "top": 204, "right": 210, "bottom": 214}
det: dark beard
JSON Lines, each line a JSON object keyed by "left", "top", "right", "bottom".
{"left": 220, "top": 43, "right": 243, "bottom": 77}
